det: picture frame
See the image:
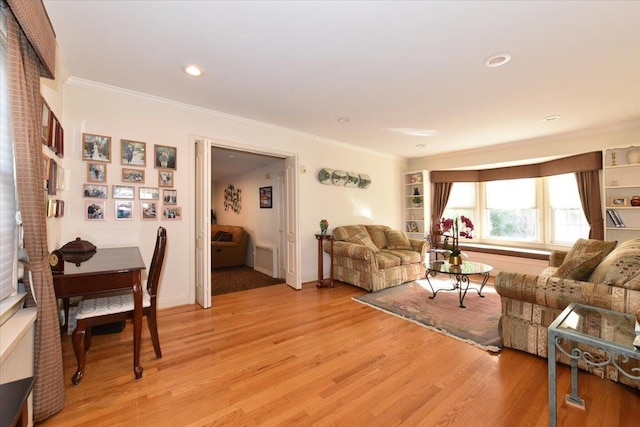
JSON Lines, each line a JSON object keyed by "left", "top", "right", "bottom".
{"left": 55, "top": 199, "right": 64, "bottom": 218}
{"left": 162, "top": 206, "right": 182, "bottom": 220}
{"left": 158, "top": 170, "right": 174, "bottom": 188}
{"left": 47, "top": 199, "right": 57, "bottom": 218}
{"left": 139, "top": 187, "right": 159, "bottom": 200}
{"left": 85, "top": 200, "right": 106, "bottom": 220}
{"left": 141, "top": 202, "right": 158, "bottom": 220}
{"left": 259, "top": 186, "right": 272, "bottom": 209}
{"left": 112, "top": 185, "right": 135, "bottom": 199}
{"left": 121, "top": 139, "right": 146, "bottom": 166}
{"left": 122, "top": 168, "right": 145, "bottom": 183}
{"left": 115, "top": 200, "right": 134, "bottom": 220}
{"left": 42, "top": 153, "right": 51, "bottom": 181}
{"left": 609, "top": 197, "right": 629, "bottom": 207}
{"left": 87, "top": 162, "right": 107, "bottom": 182}
{"left": 82, "top": 133, "right": 112, "bottom": 162}
{"left": 41, "top": 98, "right": 52, "bottom": 145}
{"left": 163, "top": 189, "right": 177, "bottom": 205}
{"left": 53, "top": 118, "right": 64, "bottom": 158}
{"left": 83, "top": 184, "right": 108, "bottom": 199}
{"left": 48, "top": 114, "right": 58, "bottom": 152}
{"left": 47, "top": 159, "right": 57, "bottom": 196}
{"left": 154, "top": 144, "right": 177, "bottom": 170}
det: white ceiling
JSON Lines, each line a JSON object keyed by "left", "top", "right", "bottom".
{"left": 43, "top": 1, "right": 640, "bottom": 160}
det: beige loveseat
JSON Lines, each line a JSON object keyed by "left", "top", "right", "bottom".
{"left": 211, "top": 225, "right": 249, "bottom": 269}
{"left": 495, "top": 238, "right": 640, "bottom": 389}
{"left": 324, "top": 224, "right": 427, "bottom": 292}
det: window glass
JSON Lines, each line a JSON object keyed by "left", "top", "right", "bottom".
{"left": 548, "top": 173, "right": 589, "bottom": 244}
{"left": 441, "top": 182, "right": 475, "bottom": 229}
{"left": 485, "top": 179, "right": 537, "bottom": 241}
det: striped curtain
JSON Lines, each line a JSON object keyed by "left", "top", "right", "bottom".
{"left": 5, "top": 1, "right": 64, "bottom": 422}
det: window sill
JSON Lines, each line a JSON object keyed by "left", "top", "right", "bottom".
{"left": 458, "top": 243, "right": 551, "bottom": 261}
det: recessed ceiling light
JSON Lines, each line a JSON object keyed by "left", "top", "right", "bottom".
{"left": 228, "top": 154, "right": 235, "bottom": 158}
{"left": 484, "top": 53, "right": 511, "bottom": 68}
{"left": 416, "top": 144, "right": 427, "bottom": 148}
{"left": 183, "top": 65, "right": 204, "bottom": 77}
{"left": 337, "top": 117, "right": 351, "bottom": 123}
{"left": 543, "top": 115, "right": 561, "bottom": 122}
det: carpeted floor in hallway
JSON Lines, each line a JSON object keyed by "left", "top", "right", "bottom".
{"left": 211, "top": 265, "right": 284, "bottom": 296}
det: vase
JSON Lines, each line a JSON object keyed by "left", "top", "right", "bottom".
{"left": 449, "top": 255, "right": 462, "bottom": 266}
{"left": 319, "top": 219, "right": 329, "bottom": 235}
{"left": 626, "top": 149, "right": 640, "bottom": 164}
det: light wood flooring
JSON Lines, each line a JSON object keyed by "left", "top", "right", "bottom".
{"left": 40, "top": 281, "right": 639, "bottom": 426}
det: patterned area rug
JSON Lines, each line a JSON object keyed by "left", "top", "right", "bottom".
{"left": 212, "top": 265, "right": 283, "bottom": 296}
{"left": 353, "top": 277, "right": 502, "bottom": 352}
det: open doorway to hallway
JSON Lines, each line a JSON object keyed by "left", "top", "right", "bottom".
{"left": 210, "top": 146, "right": 285, "bottom": 295}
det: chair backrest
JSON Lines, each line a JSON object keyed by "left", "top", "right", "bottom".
{"left": 147, "top": 227, "right": 167, "bottom": 298}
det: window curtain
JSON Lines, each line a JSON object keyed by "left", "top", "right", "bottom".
{"left": 6, "top": 3, "right": 64, "bottom": 423}
{"left": 576, "top": 170, "right": 604, "bottom": 240}
{"left": 431, "top": 182, "right": 452, "bottom": 232}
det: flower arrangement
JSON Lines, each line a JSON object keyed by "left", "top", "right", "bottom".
{"left": 436, "top": 216, "right": 474, "bottom": 259}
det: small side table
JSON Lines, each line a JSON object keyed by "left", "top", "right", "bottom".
{"left": 315, "top": 234, "right": 334, "bottom": 288}
{"left": 0, "top": 376, "right": 35, "bottom": 427}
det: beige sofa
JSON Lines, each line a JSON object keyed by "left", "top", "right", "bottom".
{"left": 495, "top": 237, "right": 640, "bottom": 389}
{"left": 211, "top": 225, "right": 249, "bottom": 269}
{"left": 324, "top": 224, "right": 427, "bottom": 292}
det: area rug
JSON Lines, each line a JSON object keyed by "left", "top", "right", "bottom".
{"left": 212, "top": 265, "right": 283, "bottom": 296}
{"left": 353, "top": 277, "right": 502, "bottom": 352}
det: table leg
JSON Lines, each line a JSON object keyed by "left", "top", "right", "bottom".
{"left": 456, "top": 274, "right": 470, "bottom": 308}
{"left": 133, "top": 272, "right": 143, "bottom": 379}
{"left": 477, "top": 273, "right": 489, "bottom": 297}
{"left": 548, "top": 332, "right": 557, "bottom": 427}
{"left": 566, "top": 350, "right": 585, "bottom": 408}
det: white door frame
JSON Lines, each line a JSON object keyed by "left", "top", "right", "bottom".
{"left": 189, "top": 136, "right": 301, "bottom": 306}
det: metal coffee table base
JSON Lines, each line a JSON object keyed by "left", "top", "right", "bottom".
{"left": 425, "top": 271, "right": 490, "bottom": 308}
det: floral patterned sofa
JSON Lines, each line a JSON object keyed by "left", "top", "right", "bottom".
{"left": 324, "top": 224, "right": 427, "bottom": 292}
{"left": 495, "top": 237, "right": 640, "bottom": 389}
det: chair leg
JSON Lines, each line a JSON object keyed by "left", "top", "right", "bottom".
{"left": 71, "top": 321, "right": 87, "bottom": 385}
{"left": 85, "top": 327, "right": 93, "bottom": 352}
{"left": 147, "top": 313, "right": 162, "bottom": 358}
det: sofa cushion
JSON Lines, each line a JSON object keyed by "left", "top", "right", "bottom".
{"left": 385, "top": 230, "right": 412, "bottom": 250}
{"left": 589, "top": 238, "right": 640, "bottom": 284}
{"left": 375, "top": 252, "right": 401, "bottom": 269}
{"left": 365, "top": 225, "right": 390, "bottom": 249}
{"left": 565, "top": 238, "right": 617, "bottom": 261}
{"left": 599, "top": 252, "right": 640, "bottom": 290}
{"left": 552, "top": 251, "right": 603, "bottom": 281}
{"left": 333, "top": 225, "right": 367, "bottom": 242}
{"left": 381, "top": 249, "right": 421, "bottom": 265}
{"left": 213, "top": 231, "right": 233, "bottom": 242}
{"left": 346, "top": 231, "right": 380, "bottom": 253}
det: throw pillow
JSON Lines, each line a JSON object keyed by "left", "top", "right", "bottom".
{"left": 346, "top": 231, "right": 380, "bottom": 252}
{"left": 214, "top": 231, "right": 233, "bottom": 242}
{"left": 565, "top": 238, "right": 617, "bottom": 261}
{"left": 385, "top": 229, "right": 412, "bottom": 250}
{"left": 552, "top": 251, "right": 604, "bottom": 281}
{"left": 600, "top": 255, "right": 640, "bottom": 289}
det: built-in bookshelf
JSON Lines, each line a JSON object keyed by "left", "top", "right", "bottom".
{"left": 404, "top": 171, "right": 427, "bottom": 239}
{"left": 603, "top": 146, "right": 640, "bottom": 241}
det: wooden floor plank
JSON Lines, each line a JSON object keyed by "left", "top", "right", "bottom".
{"left": 39, "top": 282, "right": 639, "bottom": 426}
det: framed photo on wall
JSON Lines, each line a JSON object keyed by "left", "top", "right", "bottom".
{"left": 259, "top": 186, "right": 272, "bottom": 208}
{"left": 121, "top": 139, "right": 146, "bottom": 166}
{"left": 139, "top": 187, "right": 159, "bottom": 200}
{"left": 115, "top": 200, "right": 134, "bottom": 220}
{"left": 122, "top": 168, "right": 145, "bottom": 183}
{"left": 87, "top": 162, "right": 107, "bottom": 182}
{"left": 82, "top": 133, "right": 112, "bottom": 162}
{"left": 141, "top": 202, "right": 158, "bottom": 220}
{"left": 85, "top": 200, "right": 106, "bottom": 220}
{"left": 163, "top": 189, "right": 177, "bottom": 205}
{"left": 158, "top": 170, "right": 174, "bottom": 188}
{"left": 154, "top": 144, "right": 177, "bottom": 170}
{"left": 41, "top": 98, "right": 52, "bottom": 145}
{"left": 83, "top": 184, "right": 108, "bottom": 199}
{"left": 162, "top": 206, "right": 182, "bottom": 220}
{"left": 112, "top": 185, "right": 135, "bottom": 199}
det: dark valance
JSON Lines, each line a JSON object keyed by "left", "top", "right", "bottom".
{"left": 430, "top": 151, "right": 602, "bottom": 183}
{"left": 6, "top": 0, "right": 56, "bottom": 78}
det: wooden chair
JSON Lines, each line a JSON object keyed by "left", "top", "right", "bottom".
{"left": 71, "top": 227, "right": 167, "bottom": 385}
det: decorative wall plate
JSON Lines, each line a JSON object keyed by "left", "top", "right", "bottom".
{"left": 346, "top": 172, "right": 359, "bottom": 187}
{"left": 331, "top": 170, "right": 348, "bottom": 186}
{"left": 318, "top": 168, "right": 334, "bottom": 185}
{"left": 358, "top": 174, "right": 372, "bottom": 189}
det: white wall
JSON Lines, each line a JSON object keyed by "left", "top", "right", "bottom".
{"left": 59, "top": 79, "right": 406, "bottom": 307}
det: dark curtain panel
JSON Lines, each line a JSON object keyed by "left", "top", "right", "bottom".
{"left": 431, "top": 182, "right": 453, "bottom": 232}
{"left": 7, "top": 7, "right": 65, "bottom": 422}
{"left": 576, "top": 171, "right": 605, "bottom": 240}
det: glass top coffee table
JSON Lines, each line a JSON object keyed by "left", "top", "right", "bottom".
{"left": 547, "top": 303, "right": 640, "bottom": 427}
{"left": 424, "top": 260, "right": 493, "bottom": 308}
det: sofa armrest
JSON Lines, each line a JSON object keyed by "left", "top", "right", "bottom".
{"left": 408, "top": 238, "right": 427, "bottom": 259}
{"left": 549, "top": 250, "right": 568, "bottom": 267}
{"left": 495, "top": 271, "right": 631, "bottom": 312}
{"left": 325, "top": 241, "right": 374, "bottom": 261}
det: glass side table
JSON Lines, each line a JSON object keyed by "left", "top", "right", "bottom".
{"left": 547, "top": 303, "right": 640, "bottom": 427}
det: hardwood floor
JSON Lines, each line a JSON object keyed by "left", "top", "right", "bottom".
{"left": 40, "top": 282, "right": 638, "bottom": 426}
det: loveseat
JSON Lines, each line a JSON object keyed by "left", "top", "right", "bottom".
{"left": 324, "top": 224, "right": 427, "bottom": 292}
{"left": 211, "top": 225, "right": 249, "bottom": 269}
{"left": 495, "top": 237, "right": 640, "bottom": 389}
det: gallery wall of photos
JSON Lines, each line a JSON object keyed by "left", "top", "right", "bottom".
{"left": 81, "top": 133, "right": 182, "bottom": 221}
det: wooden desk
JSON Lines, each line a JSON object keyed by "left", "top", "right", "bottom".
{"left": 53, "top": 247, "right": 146, "bottom": 380}
{"left": 0, "top": 376, "right": 35, "bottom": 427}
{"left": 315, "top": 234, "right": 334, "bottom": 288}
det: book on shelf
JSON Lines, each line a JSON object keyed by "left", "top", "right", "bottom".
{"left": 606, "top": 209, "right": 625, "bottom": 227}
